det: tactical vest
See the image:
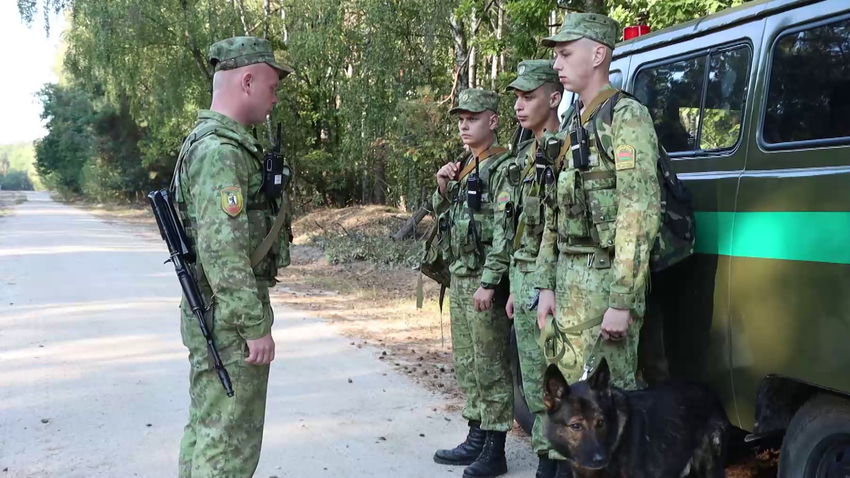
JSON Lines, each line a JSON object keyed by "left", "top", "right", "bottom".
{"left": 552, "top": 91, "right": 695, "bottom": 272}
{"left": 439, "top": 146, "right": 511, "bottom": 272}
{"left": 503, "top": 139, "right": 545, "bottom": 270}
{"left": 172, "top": 121, "right": 292, "bottom": 283}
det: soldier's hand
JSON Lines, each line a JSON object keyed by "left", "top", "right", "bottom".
{"left": 601, "top": 307, "right": 633, "bottom": 341}
{"left": 246, "top": 333, "right": 276, "bottom": 365}
{"left": 536, "top": 289, "right": 556, "bottom": 329}
{"left": 473, "top": 286, "right": 495, "bottom": 312}
{"left": 436, "top": 162, "right": 461, "bottom": 195}
{"left": 506, "top": 293, "right": 515, "bottom": 319}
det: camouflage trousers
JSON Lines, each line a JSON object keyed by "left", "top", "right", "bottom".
{"left": 509, "top": 263, "right": 551, "bottom": 455}
{"left": 546, "top": 253, "right": 645, "bottom": 460}
{"left": 449, "top": 274, "right": 514, "bottom": 432}
{"left": 178, "top": 290, "right": 273, "bottom": 478}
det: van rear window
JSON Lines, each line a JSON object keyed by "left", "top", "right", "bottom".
{"left": 634, "top": 45, "right": 750, "bottom": 155}
{"left": 763, "top": 18, "right": 850, "bottom": 145}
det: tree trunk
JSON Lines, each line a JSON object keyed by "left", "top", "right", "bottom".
{"left": 584, "top": 0, "right": 606, "bottom": 14}
{"left": 450, "top": 13, "right": 469, "bottom": 92}
{"left": 491, "top": 2, "right": 502, "bottom": 90}
{"left": 468, "top": 6, "right": 477, "bottom": 88}
{"left": 281, "top": 4, "right": 288, "bottom": 42}
{"left": 372, "top": 144, "right": 387, "bottom": 205}
{"left": 237, "top": 0, "right": 250, "bottom": 35}
{"left": 393, "top": 204, "right": 430, "bottom": 241}
{"left": 263, "top": 0, "right": 271, "bottom": 38}
{"left": 490, "top": 54, "right": 497, "bottom": 90}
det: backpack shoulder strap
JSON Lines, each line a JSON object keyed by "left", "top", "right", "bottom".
{"left": 455, "top": 146, "right": 507, "bottom": 182}
{"left": 590, "top": 90, "right": 623, "bottom": 166}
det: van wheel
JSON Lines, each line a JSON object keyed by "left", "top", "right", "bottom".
{"left": 509, "top": 325, "right": 534, "bottom": 435}
{"left": 779, "top": 393, "right": 850, "bottom": 478}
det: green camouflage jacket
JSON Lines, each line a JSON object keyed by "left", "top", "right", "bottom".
{"left": 535, "top": 84, "right": 661, "bottom": 310}
{"left": 433, "top": 140, "right": 513, "bottom": 287}
{"left": 174, "top": 110, "right": 291, "bottom": 340}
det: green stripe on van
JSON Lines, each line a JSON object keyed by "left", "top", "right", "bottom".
{"left": 694, "top": 212, "right": 850, "bottom": 264}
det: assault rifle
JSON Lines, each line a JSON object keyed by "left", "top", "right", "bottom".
{"left": 148, "top": 189, "right": 234, "bottom": 398}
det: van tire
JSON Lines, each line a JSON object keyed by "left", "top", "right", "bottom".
{"left": 509, "top": 324, "right": 534, "bottom": 435}
{"left": 779, "top": 393, "right": 850, "bottom": 478}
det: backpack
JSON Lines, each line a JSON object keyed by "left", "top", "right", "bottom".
{"left": 416, "top": 210, "right": 452, "bottom": 309}
{"left": 591, "top": 90, "right": 696, "bottom": 272}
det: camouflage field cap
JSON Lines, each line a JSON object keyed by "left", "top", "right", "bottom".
{"left": 450, "top": 88, "right": 499, "bottom": 114}
{"left": 507, "top": 60, "right": 559, "bottom": 92}
{"left": 209, "top": 36, "right": 294, "bottom": 79}
{"left": 541, "top": 13, "right": 620, "bottom": 49}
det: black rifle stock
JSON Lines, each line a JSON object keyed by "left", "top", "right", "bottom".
{"left": 148, "top": 189, "right": 234, "bottom": 398}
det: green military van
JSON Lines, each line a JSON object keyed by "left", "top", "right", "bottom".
{"left": 508, "top": 0, "right": 850, "bottom": 475}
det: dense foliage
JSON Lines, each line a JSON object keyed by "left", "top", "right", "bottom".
{"left": 0, "top": 143, "right": 39, "bottom": 191}
{"left": 20, "top": 0, "right": 745, "bottom": 207}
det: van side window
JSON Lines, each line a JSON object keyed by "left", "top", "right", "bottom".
{"left": 634, "top": 45, "right": 751, "bottom": 155}
{"left": 702, "top": 48, "right": 749, "bottom": 150}
{"left": 763, "top": 18, "right": 850, "bottom": 145}
{"left": 634, "top": 56, "right": 705, "bottom": 153}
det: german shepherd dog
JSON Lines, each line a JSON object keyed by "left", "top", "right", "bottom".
{"left": 543, "top": 358, "right": 729, "bottom": 478}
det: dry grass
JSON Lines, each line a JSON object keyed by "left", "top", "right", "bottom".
{"left": 291, "top": 204, "right": 433, "bottom": 244}
{"left": 274, "top": 244, "right": 460, "bottom": 405}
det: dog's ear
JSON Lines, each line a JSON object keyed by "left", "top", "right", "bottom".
{"left": 588, "top": 357, "right": 611, "bottom": 391}
{"left": 543, "top": 364, "right": 570, "bottom": 411}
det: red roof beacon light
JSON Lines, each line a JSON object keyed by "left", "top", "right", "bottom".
{"left": 623, "top": 25, "right": 651, "bottom": 41}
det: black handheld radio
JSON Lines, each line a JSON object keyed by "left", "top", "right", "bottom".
{"left": 467, "top": 157, "right": 482, "bottom": 211}
{"left": 262, "top": 123, "right": 293, "bottom": 211}
{"left": 569, "top": 98, "right": 591, "bottom": 170}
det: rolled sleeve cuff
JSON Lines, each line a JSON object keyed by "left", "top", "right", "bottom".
{"left": 534, "top": 268, "right": 557, "bottom": 291}
{"left": 237, "top": 315, "right": 272, "bottom": 341}
{"left": 479, "top": 269, "right": 502, "bottom": 288}
{"left": 608, "top": 291, "right": 637, "bottom": 310}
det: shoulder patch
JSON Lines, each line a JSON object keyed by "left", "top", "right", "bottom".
{"left": 220, "top": 186, "right": 244, "bottom": 217}
{"left": 615, "top": 145, "right": 636, "bottom": 171}
{"left": 496, "top": 191, "right": 511, "bottom": 210}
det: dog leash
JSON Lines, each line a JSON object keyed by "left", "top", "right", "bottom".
{"left": 537, "top": 313, "right": 604, "bottom": 369}
{"left": 580, "top": 335, "right": 603, "bottom": 381}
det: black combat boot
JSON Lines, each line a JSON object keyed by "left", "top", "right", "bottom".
{"left": 536, "top": 454, "right": 557, "bottom": 478}
{"left": 461, "top": 431, "right": 507, "bottom": 478}
{"left": 434, "top": 420, "right": 486, "bottom": 465}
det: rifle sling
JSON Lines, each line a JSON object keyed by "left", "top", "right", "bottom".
{"left": 250, "top": 203, "right": 287, "bottom": 267}
{"left": 456, "top": 146, "right": 507, "bottom": 182}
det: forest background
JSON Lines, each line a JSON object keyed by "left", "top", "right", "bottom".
{"left": 9, "top": 0, "right": 748, "bottom": 209}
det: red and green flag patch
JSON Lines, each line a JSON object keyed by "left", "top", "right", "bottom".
{"left": 615, "top": 145, "right": 636, "bottom": 171}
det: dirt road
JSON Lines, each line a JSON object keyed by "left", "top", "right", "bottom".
{"left": 0, "top": 192, "right": 536, "bottom": 477}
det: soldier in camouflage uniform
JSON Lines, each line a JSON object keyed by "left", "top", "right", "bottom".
{"left": 532, "top": 13, "right": 662, "bottom": 464}
{"left": 432, "top": 89, "right": 514, "bottom": 478}
{"left": 172, "top": 36, "right": 293, "bottom": 478}
{"left": 496, "top": 60, "right": 563, "bottom": 478}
